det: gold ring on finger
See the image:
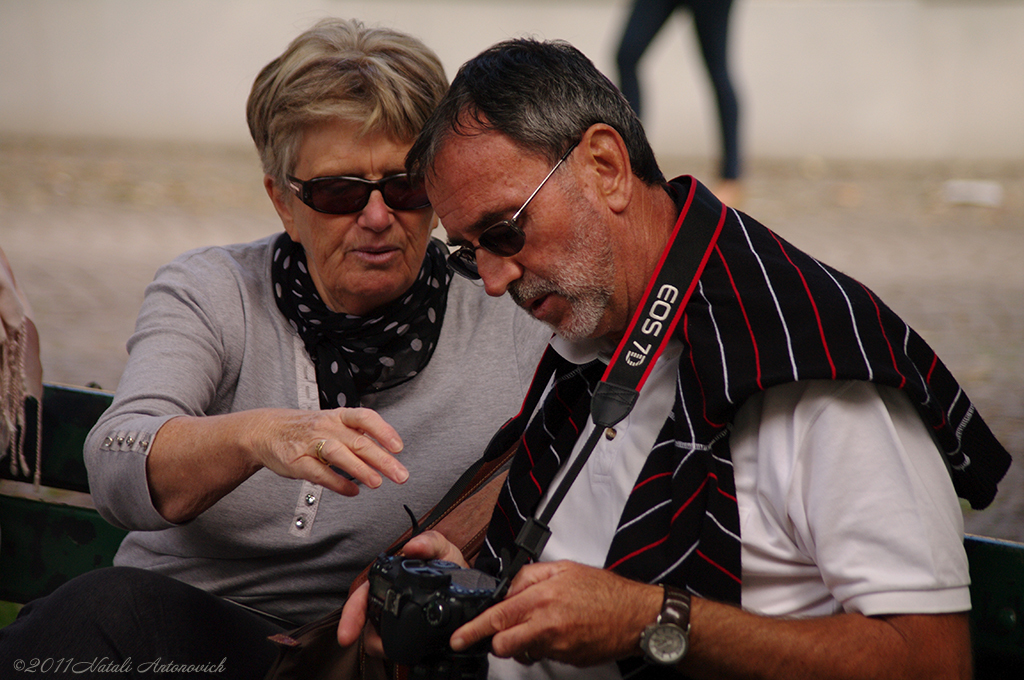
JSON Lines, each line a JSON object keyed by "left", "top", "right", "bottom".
{"left": 315, "top": 439, "right": 329, "bottom": 465}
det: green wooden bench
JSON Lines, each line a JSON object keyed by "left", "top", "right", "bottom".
{"left": 1, "top": 385, "right": 1022, "bottom": 677}
{"left": 0, "top": 383, "right": 127, "bottom": 625}
{"left": 966, "top": 534, "right": 1024, "bottom": 677}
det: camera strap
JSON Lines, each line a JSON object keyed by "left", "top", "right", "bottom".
{"left": 494, "top": 181, "right": 725, "bottom": 598}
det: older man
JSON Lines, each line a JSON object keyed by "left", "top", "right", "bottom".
{"left": 340, "top": 39, "right": 1010, "bottom": 680}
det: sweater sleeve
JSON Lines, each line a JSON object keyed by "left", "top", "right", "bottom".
{"left": 84, "top": 248, "right": 247, "bottom": 531}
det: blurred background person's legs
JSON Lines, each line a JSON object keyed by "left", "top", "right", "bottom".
{"left": 615, "top": 0, "right": 742, "bottom": 204}
{"left": 615, "top": 0, "right": 678, "bottom": 118}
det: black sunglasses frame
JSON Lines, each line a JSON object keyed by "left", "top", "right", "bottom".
{"left": 286, "top": 173, "right": 430, "bottom": 215}
{"left": 447, "top": 142, "right": 578, "bottom": 280}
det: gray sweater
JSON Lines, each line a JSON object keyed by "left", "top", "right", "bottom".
{"left": 85, "top": 234, "right": 550, "bottom": 625}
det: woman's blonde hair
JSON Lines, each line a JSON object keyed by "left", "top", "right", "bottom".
{"left": 247, "top": 18, "right": 448, "bottom": 186}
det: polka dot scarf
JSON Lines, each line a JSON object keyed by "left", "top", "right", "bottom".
{"left": 271, "top": 233, "right": 452, "bottom": 409}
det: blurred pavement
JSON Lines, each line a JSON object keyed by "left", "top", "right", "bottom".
{"left": 2, "top": 135, "right": 1021, "bottom": 541}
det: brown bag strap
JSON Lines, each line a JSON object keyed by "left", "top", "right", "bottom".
{"left": 348, "top": 439, "right": 518, "bottom": 595}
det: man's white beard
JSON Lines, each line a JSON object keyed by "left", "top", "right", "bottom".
{"left": 509, "top": 204, "right": 615, "bottom": 342}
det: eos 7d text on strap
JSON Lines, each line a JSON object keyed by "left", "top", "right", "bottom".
{"left": 493, "top": 179, "right": 726, "bottom": 599}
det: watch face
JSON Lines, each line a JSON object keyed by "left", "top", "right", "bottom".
{"left": 647, "top": 624, "right": 688, "bottom": 663}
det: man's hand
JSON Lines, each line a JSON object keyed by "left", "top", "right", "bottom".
{"left": 337, "top": 581, "right": 380, "bottom": 653}
{"left": 337, "top": 531, "right": 468, "bottom": 653}
{"left": 399, "top": 530, "right": 472, "bottom": 567}
{"left": 447, "top": 559, "right": 971, "bottom": 680}
{"left": 450, "top": 561, "right": 661, "bottom": 667}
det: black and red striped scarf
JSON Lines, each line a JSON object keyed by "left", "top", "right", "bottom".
{"left": 476, "top": 176, "right": 1010, "bottom": 673}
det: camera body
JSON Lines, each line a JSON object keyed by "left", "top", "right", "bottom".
{"left": 367, "top": 554, "right": 498, "bottom": 679}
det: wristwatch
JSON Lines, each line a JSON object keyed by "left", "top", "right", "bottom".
{"left": 639, "top": 584, "right": 691, "bottom": 666}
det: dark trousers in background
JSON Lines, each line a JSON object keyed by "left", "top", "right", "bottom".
{"left": 0, "top": 567, "right": 284, "bottom": 678}
{"left": 616, "top": 0, "right": 741, "bottom": 180}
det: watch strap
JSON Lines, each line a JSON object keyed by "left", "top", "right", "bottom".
{"left": 659, "top": 584, "right": 691, "bottom": 629}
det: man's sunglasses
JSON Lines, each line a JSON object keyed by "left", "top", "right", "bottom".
{"left": 447, "top": 142, "right": 578, "bottom": 280}
{"left": 286, "top": 173, "right": 430, "bottom": 215}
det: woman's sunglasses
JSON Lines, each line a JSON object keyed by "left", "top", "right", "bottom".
{"left": 286, "top": 173, "right": 430, "bottom": 215}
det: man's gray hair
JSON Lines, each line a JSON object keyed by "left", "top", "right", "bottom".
{"left": 406, "top": 38, "right": 663, "bottom": 185}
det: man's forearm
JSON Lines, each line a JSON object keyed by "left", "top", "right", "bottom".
{"left": 681, "top": 597, "right": 971, "bottom": 680}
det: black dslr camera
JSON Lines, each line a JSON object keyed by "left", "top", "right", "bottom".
{"left": 367, "top": 554, "right": 498, "bottom": 680}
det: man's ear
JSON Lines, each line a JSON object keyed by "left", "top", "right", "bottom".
{"left": 578, "top": 124, "right": 634, "bottom": 214}
{"left": 265, "top": 174, "right": 300, "bottom": 241}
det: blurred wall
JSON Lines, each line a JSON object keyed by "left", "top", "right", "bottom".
{"left": 1, "top": 0, "right": 1022, "bottom": 160}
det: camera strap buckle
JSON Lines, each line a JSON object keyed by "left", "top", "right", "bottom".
{"left": 514, "top": 517, "right": 551, "bottom": 561}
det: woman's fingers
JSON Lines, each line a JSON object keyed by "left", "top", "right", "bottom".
{"left": 337, "top": 407, "right": 404, "bottom": 453}
{"left": 315, "top": 408, "right": 408, "bottom": 487}
{"left": 250, "top": 407, "right": 407, "bottom": 494}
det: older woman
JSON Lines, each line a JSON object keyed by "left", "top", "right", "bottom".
{"left": 0, "top": 19, "right": 549, "bottom": 678}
